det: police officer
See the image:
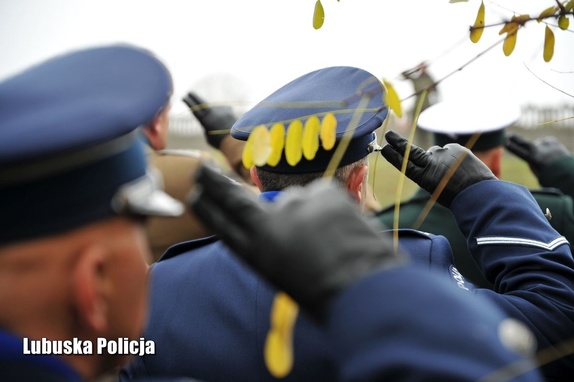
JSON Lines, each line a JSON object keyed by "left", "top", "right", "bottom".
{"left": 122, "top": 66, "right": 468, "bottom": 382}
{"left": 377, "top": 98, "right": 574, "bottom": 288}
{"left": 122, "top": 66, "right": 574, "bottom": 381}
{"left": 190, "top": 128, "right": 574, "bottom": 381}
{"left": 0, "top": 45, "right": 188, "bottom": 381}
{"left": 187, "top": 144, "right": 549, "bottom": 381}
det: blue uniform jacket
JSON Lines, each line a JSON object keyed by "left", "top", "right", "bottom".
{"left": 326, "top": 180, "right": 574, "bottom": 381}
{"left": 123, "top": 209, "right": 466, "bottom": 381}
{"left": 124, "top": 180, "right": 574, "bottom": 381}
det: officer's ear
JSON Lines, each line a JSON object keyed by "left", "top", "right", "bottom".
{"left": 474, "top": 147, "right": 502, "bottom": 178}
{"left": 72, "top": 243, "right": 109, "bottom": 334}
{"left": 347, "top": 164, "right": 368, "bottom": 204}
{"left": 250, "top": 167, "right": 263, "bottom": 191}
{"left": 143, "top": 104, "right": 170, "bottom": 150}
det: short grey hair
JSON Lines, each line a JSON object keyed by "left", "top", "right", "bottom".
{"left": 255, "top": 157, "right": 369, "bottom": 192}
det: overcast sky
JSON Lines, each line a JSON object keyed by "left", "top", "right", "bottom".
{"left": 1, "top": 0, "right": 573, "bottom": 116}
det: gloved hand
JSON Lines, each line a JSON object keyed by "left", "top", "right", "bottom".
{"left": 188, "top": 164, "right": 406, "bottom": 321}
{"left": 505, "top": 134, "right": 570, "bottom": 178}
{"left": 182, "top": 92, "right": 237, "bottom": 149}
{"left": 381, "top": 130, "right": 496, "bottom": 207}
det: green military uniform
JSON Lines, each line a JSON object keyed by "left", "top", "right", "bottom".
{"left": 377, "top": 187, "right": 574, "bottom": 288}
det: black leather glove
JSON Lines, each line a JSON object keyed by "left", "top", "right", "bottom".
{"left": 505, "top": 134, "right": 570, "bottom": 178}
{"left": 182, "top": 92, "right": 237, "bottom": 149}
{"left": 188, "top": 164, "right": 406, "bottom": 321}
{"left": 381, "top": 130, "right": 496, "bottom": 207}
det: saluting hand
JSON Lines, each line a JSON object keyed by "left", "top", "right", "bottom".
{"left": 505, "top": 134, "right": 570, "bottom": 178}
{"left": 182, "top": 92, "right": 237, "bottom": 149}
{"left": 381, "top": 130, "right": 496, "bottom": 208}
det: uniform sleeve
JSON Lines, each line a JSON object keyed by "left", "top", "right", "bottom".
{"left": 450, "top": 180, "right": 574, "bottom": 377}
{"left": 325, "top": 266, "right": 543, "bottom": 382}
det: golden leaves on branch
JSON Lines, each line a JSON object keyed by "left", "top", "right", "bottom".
{"left": 467, "top": 1, "right": 573, "bottom": 62}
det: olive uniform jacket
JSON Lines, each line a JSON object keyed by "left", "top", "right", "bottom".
{"left": 145, "top": 149, "right": 213, "bottom": 261}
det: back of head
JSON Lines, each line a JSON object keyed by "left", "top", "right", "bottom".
{"left": 230, "top": 66, "right": 389, "bottom": 190}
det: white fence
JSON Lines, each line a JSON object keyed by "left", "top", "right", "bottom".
{"left": 519, "top": 104, "right": 574, "bottom": 129}
{"left": 169, "top": 105, "right": 574, "bottom": 138}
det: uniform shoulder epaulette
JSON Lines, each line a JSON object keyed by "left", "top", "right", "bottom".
{"left": 157, "top": 235, "right": 218, "bottom": 262}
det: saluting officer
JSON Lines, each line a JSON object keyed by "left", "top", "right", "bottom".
{"left": 190, "top": 126, "right": 574, "bottom": 381}
{"left": 123, "top": 67, "right": 572, "bottom": 381}
{"left": 122, "top": 66, "right": 471, "bottom": 382}
{"left": 377, "top": 98, "right": 574, "bottom": 288}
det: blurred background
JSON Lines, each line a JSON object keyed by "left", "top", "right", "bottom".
{"left": 1, "top": 0, "right": 572, "bottom": 205}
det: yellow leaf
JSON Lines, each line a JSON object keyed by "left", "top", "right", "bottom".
{"left": 241, "top": 131, "right": 255, "bottom": 169}
{"left": 499, "top": 21, "right": 519, "bottom": 36}
{"left": 537, "top": 6, "right": 558, "bottom": 22}
{"left": 265, "top": 293, "right": 298, "bottom": 378}
{"left": 502, "top": 29, "right": 518, "bottom": 56}
{"left": 558, "top": 15, "right": 570, "bottom": 30}
{"left": 382, "top": 78, "right": 403, "bottom": 118}
{"left": 285, "top": 119, "right": 303, "bottom": 166}
{"left": 470, "top": 1, "right": 485, "bottom": 43}
{"left": 320, "top": 113, "right": 337, "bottom": 150}
{"left": 302, "top": 116, "right": 320, "bottom": 160}
{"left": 543, "top": 26, "right": 555, "bottom": 62}
{"left": 565, "top": 0, "right": 574, "bottom": 11}
{"left": 270, "top": 293, "right": 298, "bottom": 330}
{"left": 313, "top": 0, "right": 325, "bottom": 30}
{"left": 250, "top": 125, "right": 272, "bottom": 166}
{"left": 267, "top": 123, "right": 285, "bottom": 167}
{"left": 264, "top": 331, "right": 293, "bottom": 378}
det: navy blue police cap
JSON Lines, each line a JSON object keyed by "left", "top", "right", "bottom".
{"left": 231, "top": 66, "right": 389, "bottom": 173}
{"left": 0, "top": 44, "right": 183, "bottom": 245}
